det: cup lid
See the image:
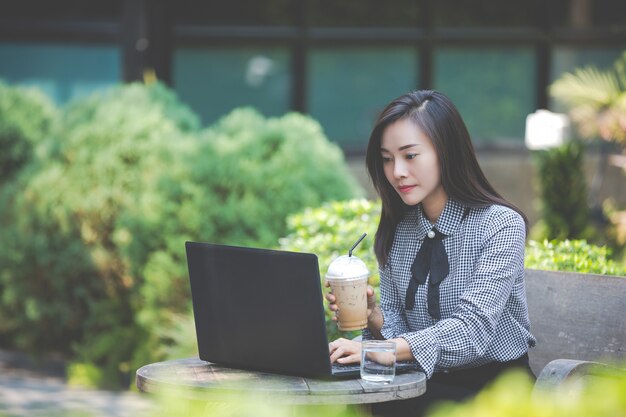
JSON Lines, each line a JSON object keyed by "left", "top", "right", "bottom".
{"left": 325, "top": 255, "right": 369, "bottom": 280}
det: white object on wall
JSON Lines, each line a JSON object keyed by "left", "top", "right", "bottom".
{"left": 525, "top": 110, "right": 571, "bottom": 150}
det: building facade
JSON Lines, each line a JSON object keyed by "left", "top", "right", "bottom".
{"left": 1, "top": 0, "right": 625, "bottom": 222}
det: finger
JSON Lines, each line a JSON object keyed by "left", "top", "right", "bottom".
{"left": 326, "top": 293, "right": 336, "bottom": 303}
{"left": 328, "top": 338, "right": 347, "bottom": 357}
{"left": 337, "top": 354, "right": 360, "bottom": 364}
{"left": 324, "top": 280, "right": 330, "bottom": 287}
{"left": 330, "top": 337, "right": 352, "bottom": 363}
{"left": 329, "top": 347, "right": 346, "bottom": 363}
{"left": 367, "top": 286, "right": 375, "bottom": 296}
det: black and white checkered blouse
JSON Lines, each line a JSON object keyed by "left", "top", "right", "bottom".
{"left": 365, "top": 198, "right": 536, "bottom": 378}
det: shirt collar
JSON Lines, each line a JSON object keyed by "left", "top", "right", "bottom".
{"left": 413, "top": 199, "right": 467, "bottom": 239}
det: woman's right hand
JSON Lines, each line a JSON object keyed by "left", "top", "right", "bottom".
{"left": 324, "top": 282, "right": 377, "bottom": 322}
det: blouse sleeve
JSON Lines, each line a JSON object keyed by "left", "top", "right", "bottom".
{"left": 378, "top": 262, "right": 411, "bottom": 339}
{"left": 398, "top": 209, "right": 526, "bottom": 378}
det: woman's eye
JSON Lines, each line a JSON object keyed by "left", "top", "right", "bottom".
{"left": 406, "top": 153, "right": 418, "bottom": 160}
{"left": 381, "top": 156, "right": 393, "bottom": 163}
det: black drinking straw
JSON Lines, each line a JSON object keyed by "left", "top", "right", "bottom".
{"left": 348, "top": 233, "right": 367, "bottom": 257}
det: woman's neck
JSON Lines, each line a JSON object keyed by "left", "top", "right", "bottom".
{"left": 422, "top": 189, "right": 448, "bottom": 224}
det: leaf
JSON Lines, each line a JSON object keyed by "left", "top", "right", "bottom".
{"left": 550, "top": 66, "right": 620, "bottom": 109}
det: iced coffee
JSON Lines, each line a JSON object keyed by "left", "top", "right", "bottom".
{"left": 326, "top": 254, "right": 369, "bottom": 331}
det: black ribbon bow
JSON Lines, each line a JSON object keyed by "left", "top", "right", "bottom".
{"left": 405, "top": 228, "right": 449, "bottom": 319}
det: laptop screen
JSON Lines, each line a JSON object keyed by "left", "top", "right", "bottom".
{"left": 185, "top": 241, "right": 334, "bottom": 377}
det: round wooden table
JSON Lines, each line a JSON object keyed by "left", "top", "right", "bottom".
{"left": 136, "top": 358, "right": 427, "bottom": 405}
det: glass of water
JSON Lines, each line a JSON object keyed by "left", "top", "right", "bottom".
{"left": 360, "top": 340, "right": 396, "bottom": 384}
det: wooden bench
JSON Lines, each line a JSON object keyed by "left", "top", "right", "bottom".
{"left": 358, "top": 269, "right": 625, "bottom": 388}
{"left": 525, "top": 269, "right": 626, "bottom": 389}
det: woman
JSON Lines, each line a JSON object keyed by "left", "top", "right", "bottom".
{"left": 327, "top": 90, "right": 536, "bottom": 416}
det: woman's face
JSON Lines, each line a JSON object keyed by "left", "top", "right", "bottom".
{"left": 380, "top": 118, "right": 447, "bottom": 220}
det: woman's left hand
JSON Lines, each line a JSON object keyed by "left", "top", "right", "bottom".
{"left": 328, "top": 338, "right": 362, "bottom": 364}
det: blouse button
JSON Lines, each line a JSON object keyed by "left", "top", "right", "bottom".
{"left": 427, "top": 230, "right": 436, "bottom": 239}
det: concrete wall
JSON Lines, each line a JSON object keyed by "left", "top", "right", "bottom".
{"left": 346, "top": 151, "right": 626, "bottom": 228}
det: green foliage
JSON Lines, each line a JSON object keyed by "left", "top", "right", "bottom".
{"left": 550, "top": 50, "right": 626, "bottom": 145}
{"left": 188, "top": 107, "right": 363, "bottom": 247}
{"left": 279, "top": 199, "right": 380, "bottom": 341}
{"left": 548, "top": 50, "right": 626, "bottom": 269}
{"left": 152, "top": 312, "right": 198, "bottom": 361}
{"left": 525, "top": 239, "right": 625, "bottom": 276}
{"left": 67, "top": 362, "right": 105, "bottom": 388}
{"left": 531, "top": 141, "right": 593, "bottom": 241}
{"left": 0, "top": 81, "right": 362, "bottom": 388}
{"left": 603, "top": 199, "right": 626, "bottom": 260}
{"left": 429, "top": 366, "right": 626, "bottom": 417}
{"left": 0, "top": 82, "right": 196, "bottom": 388}
{"left": 0, "top": 80, "right": 57, "bottom": 182}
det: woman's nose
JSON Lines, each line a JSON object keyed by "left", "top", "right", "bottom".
{"left": 393, "top": 160, "right": 408, "bottom": 178}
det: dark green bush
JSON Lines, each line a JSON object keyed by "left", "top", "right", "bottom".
{"left": 531, "top": 141, "right": 593, "bottom": 241}
{"left": 0, "top": 80, "right": 57, "bottom": 182}
{"left": 191, "top": 107, "right": 364, "bottom": 247}
{"left": 0, "top": 82, "right": 362, "bottom": 387}
{"left": 124, "top": 108, "right": 363, "bottom": 370}
{"left": 0, "top": 82, "right": 199, "bottom": 387}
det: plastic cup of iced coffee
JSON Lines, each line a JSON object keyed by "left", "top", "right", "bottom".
{"left": 326, "top": 253, "right": 369, "bottom": 331}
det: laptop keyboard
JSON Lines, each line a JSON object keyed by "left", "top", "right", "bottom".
{"left": 332, "top": 362, "right": 360, "bottom": 371}
{"left": 331, "top": 362, "right": 361, "bottom": 377}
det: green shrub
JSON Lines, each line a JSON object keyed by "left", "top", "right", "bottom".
{"left": 525, "top": 239, "right": 625, "bottom": 276}
{"left": 428, "top": 366, "right": 626, "bottom": 417}
{"left": 189, "top": 107, "right": 364, "bottom": 247}
{"left": 66, "top": 362, "right": 105, "bottom": 388}
{"left": 531, "top": 141, "right": 593, "bottom": 241}
{"left": 0, "top": 80, "right": 57, "bottom": 182}
{"left": 0, "top": 82, "right": 362, "bottom": 388}
{"left": 123, "top": 107, "right": 363, "bottom": 374}
{"left": 279, "top": 199, "right": 380, "bottom": 341}
{"left": 0, "top": 82, "right": 197, "bottom": 387}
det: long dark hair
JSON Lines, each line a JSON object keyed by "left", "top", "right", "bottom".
{"left": 365, "top": 90, "right": 528, "bottom": 266}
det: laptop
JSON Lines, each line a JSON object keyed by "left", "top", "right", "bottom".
{"left": 185, "top": 241, "right": 419, "bottom": 379}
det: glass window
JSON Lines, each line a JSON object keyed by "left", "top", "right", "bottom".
{"left": 0, "top": 42, "right": 121, "bottom": 104}
{"left": 307, "top": 0, "right": 419, "bottom": 27}
{"left": 434, "top": 47, "right": 536, "bottom": 143}
{"left": 173, "top": 47, "right": 291, "bottom": 126}
{"left": 308, "top": 47, "right": 418, "bottom": 150}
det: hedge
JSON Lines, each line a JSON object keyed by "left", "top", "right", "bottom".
{"left": 0, "top": 82, "right": 362, "bottom": 387}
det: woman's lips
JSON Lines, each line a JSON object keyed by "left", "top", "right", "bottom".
{"left": 398, "top": 185, "right": 416, "bottom": 193}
